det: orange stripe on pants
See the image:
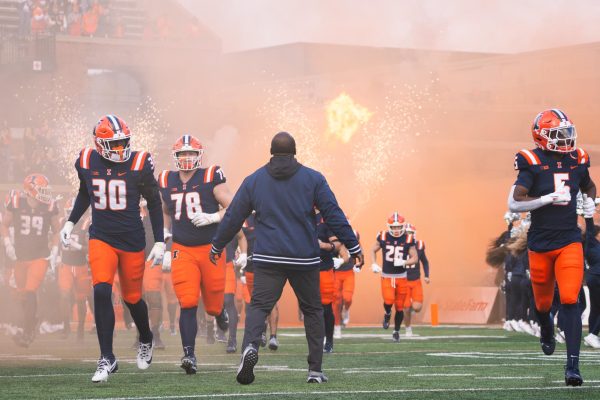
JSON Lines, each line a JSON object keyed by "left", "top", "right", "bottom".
{"left": 171, "top": 242, "right": 225, "bottom": 315}
{"left": 528, "top": 242, "right": 584, "bottom": 312}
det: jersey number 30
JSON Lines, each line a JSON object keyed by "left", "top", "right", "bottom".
{"left": 92, "top": 179, "right": 127, "bottom": 211}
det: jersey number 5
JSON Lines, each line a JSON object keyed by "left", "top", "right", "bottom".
{"left": 92, "top": 179, "right": 127, "bottom": 211}
{"left": 171, "top": 192, "right": 202, "bottom": 220}
{"left": 553, "top": 173, "right": 570, "bottom": 206}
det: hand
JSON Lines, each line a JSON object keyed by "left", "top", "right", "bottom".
{"left": 582, "top": 194, "right": 597, "bottom": 218}
{"left": 424, "top": 277, "right": 430, "bottom": 284}
{"left": 503, "top": 211, "right": 520, "bottom": 225}
{"left": 47, "top": 245, "right": 59, "bottom": 272}
{"left": 4, "top": 237, "right": 16, "bottom": 261}
{"left": 394, "top": 258, "right": 407, "bottom": 267}
{"left": 333, "top": 257, "right": 344, "bottom": 269}
{"left": 240, "top": 274, "right": 247, "bottom": 285}
{"left": 162, "top": 251, "right": 172, "bottom": 272}
{"left": 209, "top": 249, "right": 222, "bottom": 265}
{"left": 190, "top": 212, "right": 221, "bottom": 227}
{"left": 371, "top": 262, "right": 381, "bottom": 273}
{"left": 60, "top": 221, "right": 74, "bottom": 247}
{"left": 163, "top": 228, "right": 173, "bottom": 243}
{"left": 146, "top": 242, "right": 166, "bottom": 266}
{"left": 234, "top": 253, "right": 248, "bottom": 271}
{"left": 541, "top": 181, "right": 571, "bottom": 206}
{"left": 69, "top": 238, "right": 83, "bottom": 251}
{"left": 351, "top": 252, "right": 364, "bottom": 270}
{"left": 353, "top": 265, "right": 362, "bottom": 273}
{"left": 507, "top": 271, "right": 512, "bottom": 282}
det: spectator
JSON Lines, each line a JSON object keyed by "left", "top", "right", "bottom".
{"left": 17, "top": 0, "right": 32, "bottom": 37}
{"left": 81, "top": 5, "right": 99, "bottom": 37}
{"left": 67, "top": 2, "right": 82, "bottom": 36}
{"left": 30, "top": 6, "right": 47, "bottom": 34}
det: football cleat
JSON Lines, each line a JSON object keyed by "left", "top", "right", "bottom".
{"left": 555, "top": 330, "right": 566, "bottom": 344}
{"left": 584, "top": 333, "right": 600, "bottom": 349}
{"left": 509, "top": 319, "right": 523, "bottom": 333}
{"left": 518, "top": 319, "right": 536, "bottom": 336}
{"left": 392, "top": 330, "right": 400, "bottom": 343}
{"left": 180, "top": 355, "right": 197, "bottom": 375}
{"left": 236, "top": 345, "right": 258, "bottom": 385}
{"left": 405, "top": 327, "right": 413, "bottom": 337}
{"left": 323, "top": 341, "right": 333, "bottom": 354}
{"left": 342, "top": 308, "right": 350, "bottom": 326}
{"left": 383, "top": 313, "right": 391, "bottom": 330}
{"left": 260, "top": 331, "right": 267, "bottom": 347}
{"left": 136, "top": 340, "right": 153, "bottom": 370}
{"left": 170, "top": 325, "right": 177, "bottom": 336}
{"left": 540, "top": 336, "right": 556, "bottom": 356}
{"left": 268, "top": 335, "right": 279, "bottom": 351}
{"left": 226, "top": 341, "right": 237, "bottom": 354}
{"left": 333, "top": 325, "right": 342, "bottom": 339}
{"left": 215, "top": 309, "right": 229, "bottom": 332}
{"left": 502, "top": 320, "right": 514, "bottom": 332}
{"left": 307, "top": 370, "right": 328, "bottom": 383}
{"left": 92, "top": 357, "right": 118, "bottom": 383}
{"left": 216, "top": 330, "right": 227, "bottom": 343}
{"left": 154, "top": 336, "right": 166, "bottom": 350}
{"left": 565, "top": 367, "right": 583, "bottom": 387}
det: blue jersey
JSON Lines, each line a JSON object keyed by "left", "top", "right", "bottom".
{"left": 376, "top": 231, "right": 414, "bottom": 277}
{"left": 317, "top": 213, "right": 336, "bottom": 271}
{"left": 158, "top": 166, "right": 226, "bottom": 247}
{"left": 337, "top": 230, "right": 360, "bottom": 272}
{"left": 514, "top": 147, "right": 591, "bottom": 252}
{"left": 242, "top": 214, "right": 256, "bottom": 273}
{"left": 70, "top": 148, "right": 163, "bottom": 252}
{"left": 406, "top": 239, "right": 429, "bottom": 281}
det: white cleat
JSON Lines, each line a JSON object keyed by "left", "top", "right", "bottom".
{"left": 530, "top": 322, "right": 541, "bottom": 338}
{"left": 502, "top": 321, "right": 514, "bottom": 332}
{"left": 333, "top": 325, "right": 342, "bottom": 339}
{"left": 405, "top": 327, "right": 413, "bottom": 337}
{"left": 136, "top": 341, "right": 153, "bottom": 370}
{"left": 584, "top": 333, "right": 600, "bottom": 349}
{"left": 342, "top": 308, "right": 350, "bottom": 326}
{"left": 518, "top": 320, "right": 536, "bottom": 336}
{"left": 509, "top": 319, "right": 523, "bottom": 333}
{"left": 91, "top": 357, "right": 118, "bottom": 383}
{"left": 555, "top": 330, "right": 566, "bottom": 344}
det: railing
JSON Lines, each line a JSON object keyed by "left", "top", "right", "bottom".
{"left": 0, "top": 29, "right": 55, "bottom": 71}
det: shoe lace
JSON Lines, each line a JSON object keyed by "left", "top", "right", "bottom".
{"left": 96, "top": 357, "right": 111, "bottom": 372}
{"left": 138, "top": 342, "right": 152, "bottom": 359}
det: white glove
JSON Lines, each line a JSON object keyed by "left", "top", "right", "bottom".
{"left": 582, "top": 194, "right": 597, "bottom": 218}
{"left": 4, "top": 237, "right": 16, "bottom": 261}
{"left": 162, "top": 251, "right": 172, "bottom": 272}
{"left": 163, "top": 228, "right": 173, "bottom": 243}
{"left": 190, "top": 212, "right": 221, "bottom": 227}
{"left": 541, "top": 181, "right": 571, "bottom": 206}
{"left": 146, "top": 242, "right": 166, "bottom": 266}
{"left": 60, "top": 221, "right": 74, "bottom": 247}
{"left": 353, "top": 265, "right": 361, "bottom": 273}
{"left": 69, "top": 238, "right": 83, "bottom": 251}
{"left": 371, "top": 263, "right": 381, "bottom": 273}
{"left": 47, "top": 245, "right": 59, "bottom": 272}
{"left": 394, "top": 258, "right": 407, "bottom": 267}
{"left": 234, "top": 253, "right": 248, "bottom": 271}
{"left": 333, "top": 257, "right": 344, "bottom": 269}
{"left": 240, "top": 274, "right": 247, "bottom": 285}
{"left": 503, "top": 211, "right": 520, "bottom": 225}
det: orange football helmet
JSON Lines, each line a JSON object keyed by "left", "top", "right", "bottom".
{"left": 405, "top": 223, "right": 416, "bottom": 237}
{"left": 172, "top": 134, "right": 203, "bottom": 171}
{"left": 23, "top": 174, "right": 52, "bottom": 204}
{"left": 93, "top": 115, "right": 132, "bottom": 162}
{"left": 532, "top": 109, "right": 576, "bottom": 153}
{"left": 387, "top": 212, "right": 406, "bottom": 237}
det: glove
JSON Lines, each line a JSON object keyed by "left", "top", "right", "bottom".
{"left": 353, "top": 265, "right": 362, "bottom": 273}
{"left": 582, "top": 194, "right": 597, "bottom": 218}
{"left": 394, "top": 258, "right": 407, "bottom": 267}
{"left": 234, "top": 253, "right": 248, "bottom": 271}
{"left": 47, "top": 245, "right": 59, "bottom": 272}
{"left": 162, "top": 251, "right": 172, "bottom": 272}
{"left": 541, "top": 181, "right": 571, "bottom": 206}
{"left": 163, "top": 228, "right": 173, "bottom": 243}
{"left": 146, "top": 242, "right": 166, "bottom": 266}
{"left": 60, "top": 221, "right": 74, "bottom": 247}
{"left": 333, "top": 257, "right": 344, "bottom": 269}
{"left": 424, "top": 277, "right": 430, "bottom": 284}
{"left": 240, "top": 274, "right": 247, "bottom": 285}
{"left": 503, "top": 211, "right": 520, "bottom": 225}
{"left": 69, "top": 238, "right": 83, "bottom": 251}
{"left": 4, "top": 237, "right": 16, "bottom": 261}
{"left": 507, "top": 271, "right": 512, "bottom": 282}
{"left": 190, "top": 212, "right": 221, "bottom": 227}
{"left": 371, "top": 263, "right": 382, "bottom": 273}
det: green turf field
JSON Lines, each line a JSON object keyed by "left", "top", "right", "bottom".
{"left": 1, "top": 326, "right": 600, "bottom": 399}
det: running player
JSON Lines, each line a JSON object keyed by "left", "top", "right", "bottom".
{"left": 402, "top": 223, "right": 430, "bottom": 336}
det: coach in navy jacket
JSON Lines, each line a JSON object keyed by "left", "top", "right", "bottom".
{"left": 210, "top": 132, "right": 363, "bottom": 385}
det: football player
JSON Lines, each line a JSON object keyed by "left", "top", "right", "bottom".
{"left": 371, "top": 213, "right": 418, "bottom": 342}
{"left": 58, "top": 198, "right": 92, "bottom": 341}
{"left": 60, "top": 115, "right": 165, "bottom": 383}
{"left": 333, "top": 225, "right": 359, "bottom": 339}
{"left": 221, "top": 231, "right": 247, "bottom": 353}
{"left": 508, "top": 108, "right": 596, "bottom": 386}
{"left": 1, "top": 175, "right": 60, "bottom": 347}
{"left": 583, "top": 199, "right": 600, "bottom": 348}
{"left": 158, "top": 134, "right": 238, "bottom": 374}
{"left": 402, "top": 223, "right": 430, "bottom": 337}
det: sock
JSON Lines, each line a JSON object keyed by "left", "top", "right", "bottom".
{"left": 145, "top": 291, "right": 162, "bottom": 335}
{"left": 394, "top": 310, "right": 404, "bottom": 331}
{"left": 323, "top": 303, "right": 334, "bottom": 343}
{"left": 22, "top": 292, "right": 37, "bottom": 335}
{"left": 122, "top": 299, "right": 133, "bottom": 328}
{"left": 180, "top": 307, "right": 198, "bottom": 356}
{"left": 124, "top": 299, "right": 152, "bottom": 344}
{"left": 561, "top": 303, "right": 582, "bottom": 370}
{"left": 534, "top": 308, "right": 554, "bottom": 342}
{"left": 60, "top": 294, "right": 72, "bottom": 330}
{"left": 167, "top": 302, "right": 177, "bottom": 328}
{"left": 383, "top": 303, "right": 392, "bottom": 315}
{"left": 94, "top": 283, "right": 115, "bottom": 360}
{"left": 76, "top": 299, "right": 87, "bottom": 332}
{"left": 224, "top": 294, "right": 238, "bottom": 344}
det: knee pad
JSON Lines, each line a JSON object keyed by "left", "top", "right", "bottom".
{"left": 145, "top": 291, "right": 162, "bottom": 310}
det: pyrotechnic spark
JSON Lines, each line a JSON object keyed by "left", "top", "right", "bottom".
{"left": 326, "top": 93, "right": 372, "bottom": 143}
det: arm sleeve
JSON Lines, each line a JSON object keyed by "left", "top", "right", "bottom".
{"left": 68, "top": 163, "right": 90, "bottom": 225}
{"left": 211, "top": 178, "right": 253, "bottom": 254}
{"left": 420, "top": 245, "right": 430, "bottom": 278}
{"left": 585, "top": 217, "right": 598, "bottom": 253}
{"left": 314, "top": 174, "right": 361, "bottom": 255}
{"left": 139, "top": 153, "right": 164, "bottom": 243}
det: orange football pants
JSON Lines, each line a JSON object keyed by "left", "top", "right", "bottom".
{"left": 171, "top": 242, "right": 225, "bottom": 315}
{"left": 162, "top": 272, "right": 177, "bottom": 304}
{"left": 58, "top": 264, "right": 92, "bottom": 301}
{"left": 89, "top": 239, "right": 145, "bottom": 304}
{"left": 403, "top": 279, "right": 424, "bottom": 309}
{"left": 14, "top": 258, "right": 48, "bottom": 292}
{"left": 320, "top": 269, "right": 335, "bottom": 305}
{"left": 225, "top": 262, "right": 236, "bottom": 294}
{"left": 381, "top": 276, "right": 408, "bottom": 310}
{"left": 333, "top": 270, "right": 355, "bottom": 325}
{"left": 143, "top": 260, "right": 162, "bottom": 292}
{"left": 528, "top": 242, "right": 584, "bottom": 312}
{"left": 244, "top": 271, "right": 254, "bottom": 303}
